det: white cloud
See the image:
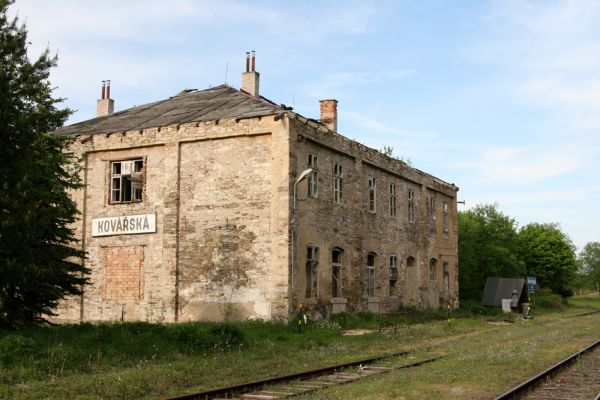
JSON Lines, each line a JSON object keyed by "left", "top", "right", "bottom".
{"left": 306, "top": 69, "right": 414, "bottom": 98}
{"left": 345, "top": 111, "right": 437, "bottom": 139}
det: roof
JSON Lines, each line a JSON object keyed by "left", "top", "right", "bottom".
{"left": 56, "top": 84, "right": 283, "bottom": 136}
{"left": 481, "top": 277, "right": 527, "bottom": 306}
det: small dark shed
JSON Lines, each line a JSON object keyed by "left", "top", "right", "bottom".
{"left": 481, "top": 277, "right": 527, "bottom": 307}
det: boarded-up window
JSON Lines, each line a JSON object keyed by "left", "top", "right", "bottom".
{"left": 103, "top": 246, "right": 144, "bottom": 300}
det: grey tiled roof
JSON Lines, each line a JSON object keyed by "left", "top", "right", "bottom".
{"left": 56, "top": 85, "right": 283, "bottom": 136}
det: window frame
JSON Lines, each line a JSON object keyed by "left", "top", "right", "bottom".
{"left": 109, "top": 158, "right": 144, "bottom": 204}
{"left": 443, "top": 262, "right": 450, "bottom": 292}
{"left": 307, "top": 153, "right": 318, "bottom": 198}
{"left": 333, "top": 163, "right": 343, "bottom": 205}
{"left": 368, "top": 176, "right": 376, "bottom": 213}
{"left": 389, "top": 182, "right": 397, "bottom": 218}
{"left": 429, "top": 258, "right": 437, "bottom": 282}
{"left": 305, "top": 246, "right": 319, "bottom": 298}
{"left": 443, "top": 201, "right": 449, "bottom": 234}
{"left": 366, "top": 253, "right": 376, "bottom": 297}
{"left": 408, "top": 189, "right": 415, "bottom": 223}
{"left": 332, "top": 248, "right": 343, "bottom": 297}
{"left": 389, "top": 255, "right": 398, "bottom": 296}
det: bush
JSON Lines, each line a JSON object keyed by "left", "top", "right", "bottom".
{"left": 0, "top": 334, "right": 40, "bottom": 365}
{"left": 535, "top": 289, "right": 566, "bottom": 310}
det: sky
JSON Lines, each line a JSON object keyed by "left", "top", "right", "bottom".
{"left": 8, "top": 0, "right": 599, "bottom": 250}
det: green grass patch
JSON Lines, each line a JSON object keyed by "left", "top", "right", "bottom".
{"left": 1, "top": 295, "right": 599, "bottom": 399}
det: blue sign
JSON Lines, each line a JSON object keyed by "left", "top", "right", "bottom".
{"left": 527, "top": 276, "right": 537, "bottom": 286}
{"left": 528, "top": 284, "right": 536, "bottom": 295}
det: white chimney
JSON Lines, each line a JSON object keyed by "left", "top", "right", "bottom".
{"left": 96, "top": 80, "right": 115, "bottom": 117}
{"left": 241, "top": 51, "right": 260, "bottom": 97}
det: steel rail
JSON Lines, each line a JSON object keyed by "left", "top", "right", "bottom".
{"left": 494, "top": 337, "right": 600, "bottom": 400}
{"left": 163, "top": 350, "right": 413, "bottom": 400}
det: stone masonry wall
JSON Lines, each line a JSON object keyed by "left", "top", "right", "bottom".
{"left": 288, "top": 116, "right": 458, "bottom": 316}
{"left": 55, "top": 115, "right": 291, "bottom": 323}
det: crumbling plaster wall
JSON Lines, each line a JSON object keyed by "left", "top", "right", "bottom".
{"left": 289, "top": 117, "right": 458, "bottom": 315}
{"left": 56, "top": 115, "right": 291, "bottom": 322}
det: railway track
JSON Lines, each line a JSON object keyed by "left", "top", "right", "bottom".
{"left": 164, "top": 351, "right": 443, "bottom": 400}
{"left": 495, "top": 338, "right": 600, "bottom": 400}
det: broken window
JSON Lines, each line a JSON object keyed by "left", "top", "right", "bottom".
{"left": 429, "top": 258, "right": 437, "bottom": 281}
{"left": 368, "top": 176, "right": 376, "bottom": 213}
{"left": 408, "top": 189, "right": 415, "bottom": 223}
{"left": 306, "top": 246, "right": 319, "bottom": 298}
{"left": 389, "top": 255, "right": 398, "bottom": 296}
{"left": 443, "top": 201, "right": 449, "bottom": 234}
{"left": 389, "top": 183, "right": 397, "bottom": 218}
{"left": 110, "top": 159, "right": 144, "bottom": 204}
{"left": 443, "top": 262, "right": 449, "bottom": 292}
{"left": 430, "top": 196, "right": 436, "bottom": 232}
{"left": 307, "top": 153, "right": 318, "bottom": 198}
{"left": 367, "top": 253, "right": 376, "bottom": 297}
{"left": 332, "top": 248, "right": 342, "bottom": 297}
{"left": 333, "top": 163, "right": 343, "bottom": 205}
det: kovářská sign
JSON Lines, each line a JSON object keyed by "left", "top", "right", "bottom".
{"left": 92, "top": 213, "right": 156, "bottom": 237}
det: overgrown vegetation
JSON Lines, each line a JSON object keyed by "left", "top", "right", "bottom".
{"left": 458, "top": 203, "right": 580, "bottom": 302}
{"left": 1, "top": 296, "right": 598, "bottom": 399}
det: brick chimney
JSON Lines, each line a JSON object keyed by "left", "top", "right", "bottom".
{"left": 241, "top": 51, "right": 260, "bottom": 97}
{"left": 319, "top": 99, "right": 338, "bottom": 132}
{"left": 96, "top": 80, "right": 115, "bottom": 117}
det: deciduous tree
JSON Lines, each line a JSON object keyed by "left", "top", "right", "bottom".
{"left": 458, "top": 204, "right": 524, "bottom": 301}
{"left": 517, "top": 223, "right": 577, "bottom": 297}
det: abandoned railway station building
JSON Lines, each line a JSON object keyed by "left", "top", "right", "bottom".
{"left": 55, "top": 53, "right": 459, "bottom": 323}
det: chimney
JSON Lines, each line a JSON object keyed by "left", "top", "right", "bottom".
{"left": 319, "top": 99, "right": 338, "bottom": 132}
{"left": 241, "top": 51, "right": 260, "bottom": 97}
{"left": 96, "top": 80, "right": 115, "bottom": 117}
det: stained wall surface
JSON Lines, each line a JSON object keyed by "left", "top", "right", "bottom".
{"left": 56, "top": 115, "right": 291, "bottom": 322}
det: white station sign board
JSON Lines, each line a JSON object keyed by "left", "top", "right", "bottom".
{"left": 92, "top": 213, "right": 156, "bottom": 237}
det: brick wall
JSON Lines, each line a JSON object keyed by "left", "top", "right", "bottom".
{"left": 102, "top": 246, "right": 144, "bottom": 300}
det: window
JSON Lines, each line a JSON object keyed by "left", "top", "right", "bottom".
{"left": 306, "top": 246, "right": 319, "bottom": 297}
{"left": 332, "top": 249, "right": 342, "bottom": 297}
{"left": 443, "top": 201, "right": 449, "bottom": 234}
{"left": 429, "top": 258, "right": 437, "bottom": 281}
{"left": 430, "top": 196, "right": 436, "bottom": 231}
{"left": 333, "top": 163, "right": 343, "bottom": 204}
{"left": 389, "top": 256, "right": 398, "bottom": 296}
{"left": 110, "top": 159, "right": 143, "bottom": 203}
{"left": 307, "top": 154, "right": 318, "bottom": 198}
{"left": 389, "top": 183, "right": 397, "bottom": 218}
{"left": 408, "top": 189, "right": 415, "bottom": 223}
{"left": 367, "top": 253, "right": 376, "bottom": 297}
{"left": 368, "top": 176, "right": 376, "bottom": 213}
{"left": 406, "top": 256, "right": 416, "bottom": 268}
{"left": 443, "top": 262, "right": 449, "bottom": 292}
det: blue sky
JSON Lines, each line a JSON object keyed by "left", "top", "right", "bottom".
{"left": 10, "top": 0, "right": 599, "bottom": 250}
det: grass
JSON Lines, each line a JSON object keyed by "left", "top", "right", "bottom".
{"left": 0, "top": 295, "right": 599, "bottom": 399}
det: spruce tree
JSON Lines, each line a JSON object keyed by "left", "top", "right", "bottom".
{"left": 0, "top": 0, "right": 88, "bottom": 328}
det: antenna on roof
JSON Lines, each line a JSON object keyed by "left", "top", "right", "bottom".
{"left": 224, "top": 60, "right": 229, "bottom": 84}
